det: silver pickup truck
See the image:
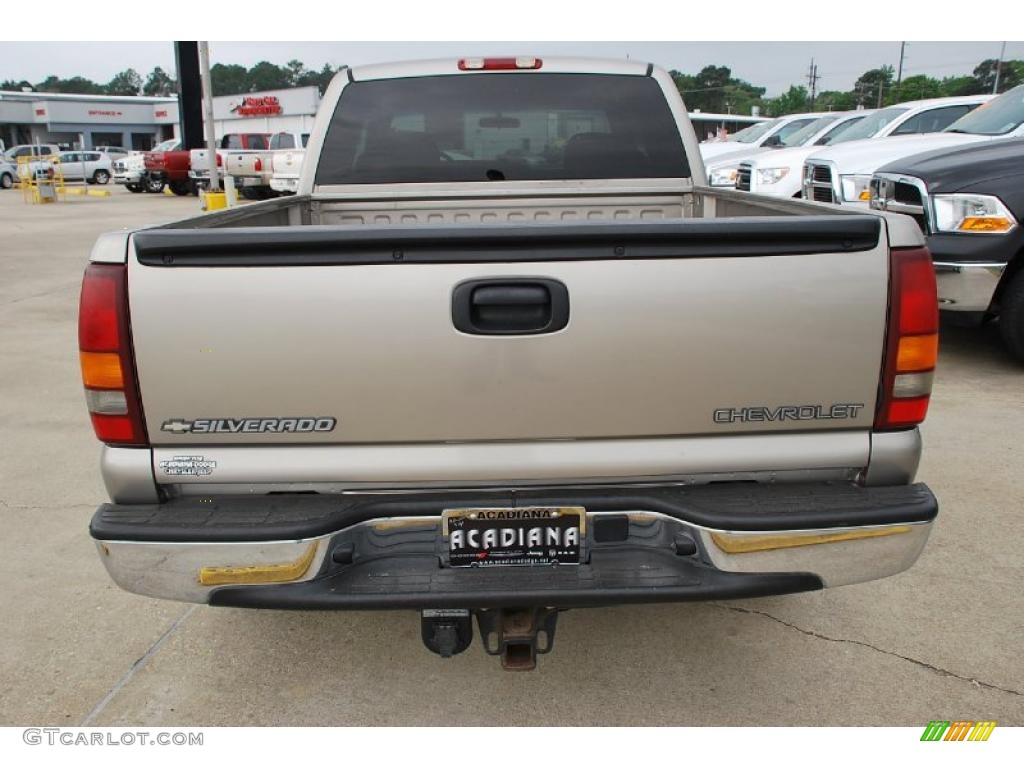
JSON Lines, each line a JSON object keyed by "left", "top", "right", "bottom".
{"left": 81, "top": 57, "right": 939, "bottom": 670}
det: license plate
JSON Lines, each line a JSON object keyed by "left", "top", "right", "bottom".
{"left": 442, "top": 506, "right": 586, "bottom": 567}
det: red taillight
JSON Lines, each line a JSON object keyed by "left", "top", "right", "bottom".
{"left": 78, "top": 264, "right": 148, "bottom": 446}
{"left": 875, "top": 247, "right": 939, "bottom": 430}
{"left": 254, "top": 157, "right": 262, "bottom": 172}
{"left": 458, "top": 57, "right": 542, "bottom": 71}
{"left": 216, "top": 154, "right": 222, "bottom": 166}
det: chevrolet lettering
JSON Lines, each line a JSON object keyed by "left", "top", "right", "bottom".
{"left": 713, "top": 403, "right": 866, "bottom": 424}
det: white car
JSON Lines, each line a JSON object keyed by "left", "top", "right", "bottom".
{"left": 705, "top": 110, "right": 872, "bottom": 188}
{"left": 54, "top": 151, "right": 114, "bottom": 184}
{"left": 740, "top": 95, "right": 992, "bottom": 199}
{"left": 4, "top": 143, "right": 61, "bottom": 163}
{"left": 801, "top": 92, "right": 1013, "bottom": 207}
{"left": 699, "top": 112, "right": 826, "bottom": 163}
{"left": 0, "top": 157, "right": 16, "bottom": 189}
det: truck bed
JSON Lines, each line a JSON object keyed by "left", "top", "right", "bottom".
{"left": 152, "top": 184, "right": 923, "bottom": 234}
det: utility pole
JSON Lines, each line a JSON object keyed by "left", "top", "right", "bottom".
{"left": 993, "top": 41, "right": 1007, "bottom": 94}
{"left": 807, "top": 58, "right": 820, "bottom": 110}
{"left": 896, "top": 42, "right": 906, "bottom": 87}
{"left": 877, "top": 66, "right": 885, "bottom": 109}
{"left": 198, "top": 41, "right": 220, "bottom": 192}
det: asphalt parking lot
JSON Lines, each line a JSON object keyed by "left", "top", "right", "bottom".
{"left": 1, "top": 186, "right": 1022, "bottom": 726}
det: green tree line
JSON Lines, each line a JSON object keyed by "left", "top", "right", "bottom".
{"left": 1, "top": 60, "right": 343, "bottom": 98}
{"left": 3, "top": 57, "right": 1021, "bottom": 116}
{"left": 671, "top": 58, "right": 1022, "bottom": 117}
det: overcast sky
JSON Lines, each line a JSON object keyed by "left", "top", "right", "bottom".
{"left": 1, "top": 41, "right": 1019, "bottom": 97}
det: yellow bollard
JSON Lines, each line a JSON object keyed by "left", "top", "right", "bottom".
{"left": 201, "top": 190, "right": 227, "bottom": 212}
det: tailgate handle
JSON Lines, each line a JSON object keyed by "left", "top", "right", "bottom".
{"left": 452, "top": 278, "right": 569, "bottom": 335}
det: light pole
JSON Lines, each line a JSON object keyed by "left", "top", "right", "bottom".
{"left": 199, "top": 41, "right": 220, "bottom": 192}
{"left": 993, "top": 42, "right": 1007, "bottom": 95}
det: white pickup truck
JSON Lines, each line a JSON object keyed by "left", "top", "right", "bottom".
{"left": 269, "top": 132, "right": 309, "bottom": 195}
{"left": 705, "top": 110, "right": 871, "bottom": 189}
{"left": 191, "top": 131, "right": 308, "bottom": 199}
{"left": 81, "top": 57, "right": 938, "bottom": 670}
{"left": 699, "top": 112, "right": 825, "bottom": 163}
{"left": 188, "top": 132, "right": 271, "bottom": 196}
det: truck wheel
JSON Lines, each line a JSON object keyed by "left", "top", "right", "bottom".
{"left": 93, "top": 170, "right": 111, "bottom": 185}
{"left": 240, "top": 187, "right": 274, "bottom": 200}
{"left": 0, "top": 172, "right": 12, "bottom": 189}
{"left": 125, "top": 183, "right": 144, "bottom": 193}
{"left": 168, "top": 180, "right": 193, "bottom": 196}
{"left": 145, "top": 177, "right": 165, "bottom": 193}
{"left": 998, "top": 268, "right": 1024, "bottom": 363}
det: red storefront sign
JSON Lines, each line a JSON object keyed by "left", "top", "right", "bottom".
{"left": 232, "top": 96, "right": 283, "bottom": 116}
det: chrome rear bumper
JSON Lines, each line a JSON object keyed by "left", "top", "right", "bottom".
{"left": 91, "top": 483, "right": 937, "bottom": 608}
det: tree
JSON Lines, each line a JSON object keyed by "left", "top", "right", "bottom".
{"left": 210, "top": 63, "right": 249, "bottom": 96}
{"left": 247, "top": 61, "right": 290, "bottom": 92}
{"left": 853, "top": 66, "right": 895, "bottom": 107}
{"left": 816, "top": 90, "right": 857, "bottom": 111}
{"left": 106, "top": 68, "right": 142, "bottom": 96}
{"left": 939, "top": 75, "right": 982, "bottom": 97}
{"left": 1, "top": 79, "right": 32, "bottom": 91}
{"left": 972, "top": 58, "right": 1024, "bottom": 93}
{"left": 312, "top": 63, "right": 342, "bottom": 95}
{"left": 765, "top": 85, "right": 809, "bottom": 116}
{"left": 143, "top": 66, "right": 176, "bottom": 96}
{"left": 671, "top": 65, "right": 764, "bottom": 115}
{"left": 284, "top": 59, "right": 311, "bottom": 87}
{"left": 892, "top": 74, "right": 941, "bottom": 103}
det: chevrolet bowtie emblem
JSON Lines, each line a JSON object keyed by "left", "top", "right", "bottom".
{"left": 160, "top": 418, "right": 193, "bottom": 434}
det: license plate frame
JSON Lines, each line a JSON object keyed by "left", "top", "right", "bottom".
{"left": 442, "top": 506, "right": 586, "bottom": 567}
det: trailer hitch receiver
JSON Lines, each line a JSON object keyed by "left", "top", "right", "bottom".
{"left": 476, "top": 607, "right": 559, "bottom": 671}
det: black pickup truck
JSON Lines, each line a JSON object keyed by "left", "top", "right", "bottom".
{"left": 872, "top": 138, "right": 1024, "bottom": 361}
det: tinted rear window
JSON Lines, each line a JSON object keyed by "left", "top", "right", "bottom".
{"left": 315, "top": 73, "right": 689, "bottom": 185}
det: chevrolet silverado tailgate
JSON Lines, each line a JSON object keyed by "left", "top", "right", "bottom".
{"left": 127, "top": 216, "right": 889, "bottom": 446}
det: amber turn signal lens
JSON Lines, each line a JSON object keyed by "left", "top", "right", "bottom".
{"left": 896, "top": 333, "right": 938, "bottom": 373}
{"left": 80, "top": 351, "right": 124, "bottom": 389}
{"left": 958, "top": 216, "right": 1013, "bottom": 233}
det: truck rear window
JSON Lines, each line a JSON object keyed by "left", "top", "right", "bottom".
{"left": 315, "top": 73, "right": 689, "bottom": 185}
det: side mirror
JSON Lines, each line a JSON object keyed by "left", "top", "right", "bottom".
{"left": 762, "top": 134, "right": 783, "bottom": 147}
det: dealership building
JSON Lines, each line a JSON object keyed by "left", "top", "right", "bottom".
{"left": 0, "top": 85, "right": 321, "bottom": 151}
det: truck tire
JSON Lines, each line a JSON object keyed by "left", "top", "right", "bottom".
{"left": 0, "top": 172, "right": 12, "bottom": 189}
{"left": 92, "top": 170, "right": 111, "bottom": 185}
{"left": 168, "top": 180, "right": 193, "bottom": 196}
{"left": 240, "top": 187, "right": 274, "bottom": 201}
{"left": 125, "top": 183, "right": 144, "bottom": 193}
{"left": 144, "top": 176, "right": 165, "bottom": 193}
{"left": 998, "top": 267, "right": 1024, "bottom": 363}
